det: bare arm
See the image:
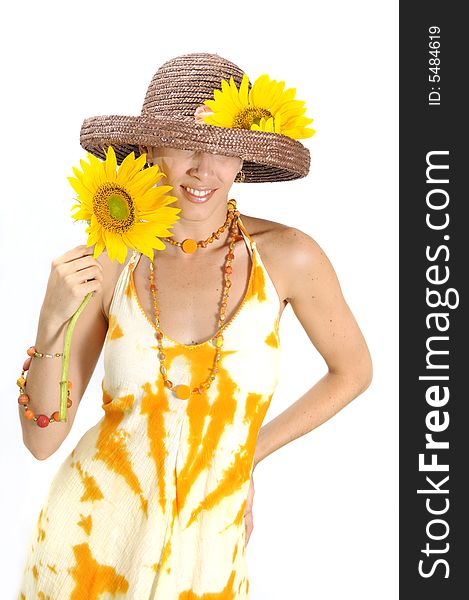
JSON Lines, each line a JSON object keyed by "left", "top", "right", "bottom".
{"left": 19, "top": 246, "right": 111, "bottom": 460}
{"left": 253, "top": 228, "right": 373, "bottom": 469}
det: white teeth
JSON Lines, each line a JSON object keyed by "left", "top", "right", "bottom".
{"left": 184, "top": 187, "right": 214, "bottom": 198}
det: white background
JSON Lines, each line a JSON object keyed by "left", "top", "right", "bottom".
{"left": 0, "top": 0, "right": 398, "bottom": 598}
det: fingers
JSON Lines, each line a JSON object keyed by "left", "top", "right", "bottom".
{"left": 59, "top": 244, "right": 95, "bottom": 264}
{"left": 45, "top": 243, "right": 105, "bottom": 324}
{"left": 52, "top": 245, "right": 103, "bottom": 279}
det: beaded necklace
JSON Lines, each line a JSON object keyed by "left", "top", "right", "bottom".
{"left": 163, "top": 199, "right": 237, "bottom": 253}
{"left": 149, "top": 199, "right": 240, "bottom": 400}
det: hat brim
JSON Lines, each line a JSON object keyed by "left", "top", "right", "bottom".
{"left": 80, "top": 115, "right": 310, "bottom": 183}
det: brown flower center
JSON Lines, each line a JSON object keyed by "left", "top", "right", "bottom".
{"left": 93, "top": 183, "right": 136, "bottom": 233}
{"left": 232, "top": 106, "right": 273, "bottom": 129}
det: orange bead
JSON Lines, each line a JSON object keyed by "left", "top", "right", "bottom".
{"left": 175, "top": 384, "right": 191, "bottom": 400}
{"left": 67, "top": 399, "right": 73, "bottom": 408}
{"left": 23, "top": 356, "right": 32, "bottom": 371}
{"left": 224, "top": 266, "right": 233, "bottom": 274}
{"left": 181, "top": 239, "right": 198, "bottom": 253}
{"left": 24, "top": 408, "right": 35, "bottom": 420}
{"left": 52, "top": 411, "right": 61, "bottom": 422}
{"left": 18, "top": 394, "right": 30, "bottom": 405}
{"left": 27, "top": 346, "right": 36, "bottom": 357}
{"left": 68, "top": 381, "right": 73, "bottom": 390}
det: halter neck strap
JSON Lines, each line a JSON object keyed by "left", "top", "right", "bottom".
{"left": 236, "top": 214, "right": 255, "bottom": 248}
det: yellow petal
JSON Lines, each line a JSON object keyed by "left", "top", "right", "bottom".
{"left": 249, "top": 74, "right": 270, "bottom": 105}
{"left": 78, "top": 158, "right": 101, "bottom": 191}
{"left": 88, "top": 239, "right": 103, "bottom": 260}
{"left": 94, "top": 237, "right": 106, "bottom": 257}
{"left": 127, "top": 166, "right": 166, "bottom": 197}
{"left": 221, "top": 78, "right": 231, "bottom": 95}
{"left": 203, "top": 113, "right": 232, "bottom": 128}
{"left": 274, "top": 114, "right": 282, "bottom": 133}
{"left": 211, "top": 78, "right": 244, "bottom": 114}
{"left": 86, "top": 226, "right": 101, "bottom": 245}
{"left": 213, "top": 88, "right": 223, "bottom": 102}
{"left": 228, "top": 76, "right": 244, "bottom": 111}
{"left": 102, "top": 229, "right": 126, "bottom": 263}
{"left": 270, "top": 85, "right": 297, "bottom": 113}
{"left": 71, "top": 167, "right": 95, "bottom": 197}
{"left": 124, "top": 223, "right": 162, "bottom": 259}
{"left": 71, "top": 208, "right": 91, "bottom": 221}
{"left": 104, "top": 146, "right": 117, "bottom": 181}
{"left": 68, "top": 176, "right": 92, "bottom": 201}
{"left": 283, "top": 126, "right": 316, "bottom": 139}
{"left": 139, "top": 205, "right": 181, "bottom": 224}
{"left": 138, "top": 186, "right": 176, "bottom": 210}
{"left": 238, "top": 74, "right": 250, "bottom": 106}
{"left": 87, "top": 153, "right": 107, "bottom": 186}
{"left": 116, "top": 151, "right": 147, "bottom": 185}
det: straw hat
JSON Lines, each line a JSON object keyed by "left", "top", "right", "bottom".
{"left": 79, "top": 52, "right": 311, "bottom": 183}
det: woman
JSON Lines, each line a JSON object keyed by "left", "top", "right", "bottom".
{"left": 18, "top": 53, "right": 372, "bottom": 598}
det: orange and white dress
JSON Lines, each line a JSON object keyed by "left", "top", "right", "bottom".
{"left": 18, "top": 217, "right": 281, "bottom": 599}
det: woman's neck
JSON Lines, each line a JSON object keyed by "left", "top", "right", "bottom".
{"left": 160, "top": 203, "right": 239, "bottom": 257}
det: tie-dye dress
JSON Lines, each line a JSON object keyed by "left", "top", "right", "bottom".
{"left": 18, "top": 217, "right": 281, "bottom": 599}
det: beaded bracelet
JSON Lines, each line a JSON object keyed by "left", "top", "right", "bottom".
{"left": 16, "top": 346, "right": 73, "bottom": 428}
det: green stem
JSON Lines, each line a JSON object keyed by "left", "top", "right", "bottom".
{"left": 59, "top": 291, "right": 94, "bottom": 421}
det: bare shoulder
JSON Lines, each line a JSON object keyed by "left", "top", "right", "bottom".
{"left": 235, "top": 215, "right": 372, "bottom": 386}
{"left": 97, "top": 247, "right": 134, "bottom": 322}
{"left": 240, "top": 213, "right": 329, "bottom": 304}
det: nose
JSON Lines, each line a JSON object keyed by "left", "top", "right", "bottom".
{"left": 188, "top": 151, "right": 215, "bottom": 179}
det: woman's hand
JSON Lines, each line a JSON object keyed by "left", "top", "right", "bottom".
{"left": 244, "top": 474, "right": 255, "bottom": 547}
{"left": 40, "top": 244, "right": 104, "bottom": 327}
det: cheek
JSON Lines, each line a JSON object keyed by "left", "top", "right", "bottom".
{"left": 156, "top": 159, "right": 183, "bottom": 182}
{"left": 221, "top": 160, "right": 242, "bottom": 180}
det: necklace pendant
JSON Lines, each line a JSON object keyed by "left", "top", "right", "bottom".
{"left": 174, "top": 384, "right": 191, "bottom": 399}
{"left": 181, "top": 239, "right": 198, "bottom": 253}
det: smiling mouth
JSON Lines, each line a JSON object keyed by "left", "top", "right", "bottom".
{"left": 181, "top": 186, "right": 217, "bottom": 201}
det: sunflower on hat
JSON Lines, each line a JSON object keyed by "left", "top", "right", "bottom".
{"left": 199, "top": 73, "right": 316, "bottom": 140}
{"left": 80, "top": 53, "right": 314, "bottom": 182}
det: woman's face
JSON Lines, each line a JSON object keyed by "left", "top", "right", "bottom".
{"left": 145, "top": 146, "right": 242, "bottom": 208}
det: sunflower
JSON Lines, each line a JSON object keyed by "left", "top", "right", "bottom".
{"left": 202, "top": 74, "right": 316, "bottom": 139}
{"left": 68, "top": 146, "right": 181, "bottom": 263}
